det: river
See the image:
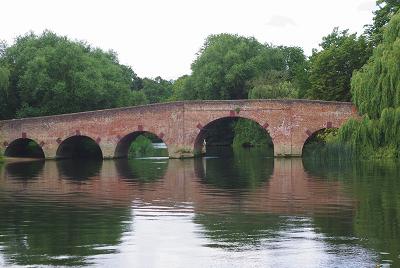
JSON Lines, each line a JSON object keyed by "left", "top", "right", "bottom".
{"left": 0, "top": 147, "right": 399, "bottom": 267}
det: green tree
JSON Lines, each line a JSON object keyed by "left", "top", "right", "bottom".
{"left": 182, "top": 33, "right": 286, "bottom": 100}
{"left": 365, "top": 0, "right": 400, "bottom": 46}
{"left": 0, "top": 65, "right": 11, "bottom": 118}
{"left": 352, "top": 10, "right": 400, "bottom": 118}
{"left": 141, "top": 76, "right": 173, "bottom": 103}
{"left": 169, "top": 75, "right": 190, "bottom": 101}
{"left": 0, "top": 31, "right": 147, "bottom": 119}
{"left": 248, "top": 70, "right": 298, "bottom": 99}
{"left": 279, "top": 46, "right": 310, "bottom": 98}
{"left": 308, "top": 28, "right": 371, "bottom": 101}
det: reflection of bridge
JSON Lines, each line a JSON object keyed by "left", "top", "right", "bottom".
{"left": 0, "top": 100, "right": 358, "bottom": 158}
{"left": 0, "top": 158, "right": 353, "bottom": 214}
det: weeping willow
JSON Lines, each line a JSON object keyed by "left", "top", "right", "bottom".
{"left": 352, "top": 11, "right": 400, "bottom": 118}
{"left": 308, "top": 11, "right": 400, "bottom": 160}
{"left": 310, "top": 108, "right": 400, "bottom": 159}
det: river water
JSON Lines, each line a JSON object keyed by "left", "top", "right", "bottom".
{"left": 0, "top": 148, "right": 399, "bottom": 267}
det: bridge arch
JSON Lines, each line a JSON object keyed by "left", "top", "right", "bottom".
{"left": 301, "top": 127, "right": 339, "bottom": 156}
{"left": 4, "top": 138, "right": 45, "bottom": 159}
{"left": 193, "top": 116, "right": 274, "bottom": 155}
{"left": 56, "top": 135, "right": 103, "bottom": 159}
{"left": 114, "top": 131, "right": 169, "bottom": 159}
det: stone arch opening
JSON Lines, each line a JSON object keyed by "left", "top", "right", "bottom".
{"left": 194, "top": 117, "right": 274, "bottom": 156}
{"left": 4, "top": 138, "right": 45, "bottom": 159}
{"left": 56, "top": 136, "right": 103, "bottom": 159}
{"left": 302, "top": 128, "right": 338, "bottom": 157}
{"left": 114, "top": 131, "right": 168, "bottom": 159}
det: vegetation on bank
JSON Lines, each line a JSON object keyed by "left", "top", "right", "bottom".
{"left": 0, "top": 0, "right": 398, "bottom": 158}
{"left": 128, "top": 134, "right": 168, "bottom": 158}
{"left": 308, "top": 9, "right": 400, "bottom": 160}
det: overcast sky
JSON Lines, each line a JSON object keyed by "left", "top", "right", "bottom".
{"left": 1, "top": 0, "right": 377, "bottom": 80}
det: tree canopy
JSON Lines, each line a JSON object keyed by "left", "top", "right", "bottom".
{"left": 365, "top": 0, "right": 400, "bottom": 46}
{"left": 174, "top": 34, "right": 307, "bottom": 101}
{"left": 352, "top": 10, "right": 400, "bottom": 118}
{"left": 307, "top": 28, "right": 371, "bottom": 101}
{"left": 0, "top": 31, "right": 147, "bottom": 119}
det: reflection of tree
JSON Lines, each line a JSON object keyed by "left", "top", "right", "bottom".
{"left": 0, "top": 200, "right": 131, "bottom": 266}
{"left": 115, "top": 158, "right": 168, "bottom": 183}
{"left": 4, "top": 160, "right": 45, "bottom": 180}
{"left": 195, "top": 147, "right": 273, "bottom": 190}
{"left": 194, "top": 212, "right": 282, "bottom": 249}
{"left": 304, "top": 158, "right": 400, "bottom": 266}
{"left": 57, "top": 159, "right": 102, "bottom": 180}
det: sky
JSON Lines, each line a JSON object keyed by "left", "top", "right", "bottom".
{"left": 1, "top": 0, "right": 377, "bottom": 80}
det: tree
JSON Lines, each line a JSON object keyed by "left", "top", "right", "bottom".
{"left": 307, "top": 28, "right": 371, "bottom": 101}
{"left": 278, "top": 46, "right": 310, "bottom": 98}
{"left": 352, "top": 10, "right": 400, "bottom": 118}
{"left": 141, "top": 76, "right": 173, "bottom": 103}
{"left": 169, "top": 75, "right": 190, "bottom": 101}
{"left": 365, "top": 0, "right": 400, "bottom": 46}
{"left": 0, "top": 66, "right": 11, "bottom": 118}
{"left": 0, "top": 31, "right": 147, "bottom": 119}
{"left": 248, "top": 70, "right": 298, "bottom": 99}
{"left": 182, "top": 33, "right": 286, "bottom": 100}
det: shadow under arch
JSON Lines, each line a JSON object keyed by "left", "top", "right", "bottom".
{"left": 114, "top": 131, "right": 169, "bottom": 158}
{"left": 56, "top": 136, "right": 103, "bottom": 159}
{"left": 194, "top": 116, "right": 274, "bottom": 156}
{"left": 4, "top": 138, "right": 45, "bottom": 159}
{"left": 301, "top": 127, "right": 338, "bottom": 157}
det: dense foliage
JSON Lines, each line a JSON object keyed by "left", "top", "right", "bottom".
{"left": 0, "top": 31, "right": 148, "bottom": 119}
{"left": 352, "top": 10, "right": 400, "bottom": 118}
{"left": 304, "top": 7, "right": 400, "bottom": 159}
{"left": 365, "top": 0, "right": 400, "bottom": 46}
{"left": 174, "top": 34, "right": 307, "bottom": 101}
{"left": 307, "top": 28, "right": 371, "bottom": 101}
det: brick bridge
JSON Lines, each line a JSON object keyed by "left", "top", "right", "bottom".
{"left": 0, "top": 99, "right": 358, "bottom": 159}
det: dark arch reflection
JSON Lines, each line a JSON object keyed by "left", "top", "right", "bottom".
{"left": 194, "top": 147, "right": 274, "bottom": 190}
{"left": 4, "top": 160, "right": 45, "bottom": 180}
{"left": 57, "top": 159, "right": 103, "bottom": 181}
{"left": 115, "top": 158, "right": 168, "bottom": 183}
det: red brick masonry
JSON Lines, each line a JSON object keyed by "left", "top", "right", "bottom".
{"left": 0, "top": 99, "right": 358, "bottom": 158}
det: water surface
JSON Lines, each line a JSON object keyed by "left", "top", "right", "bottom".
{"left": 0, "top": 149, "right": 399, "bottom": 267}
